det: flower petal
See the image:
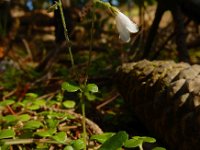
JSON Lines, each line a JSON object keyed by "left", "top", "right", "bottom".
{"left": 116, "top": 14, "right": 125, "bottom": 33}
{"left": 115, "top": 11, "right": 138, "bottom": 42}
{"left": 126, "top": 22, "right": 138, "bottom": 33}
{"left": 116, "top": 11, "right": 138, "bottom": 33}
{"left": 119, "top": 29, "right": 131, "bottom": 42}
{"left": 116, "top": 15, "right": 131, "bottom": 42}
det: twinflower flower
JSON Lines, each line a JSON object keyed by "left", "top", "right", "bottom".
{"left": 115, "top": 11, "right": 138, "bottom": 42}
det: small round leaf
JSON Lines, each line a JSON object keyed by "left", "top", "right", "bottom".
{"left": 63, "top": 100, "right": 76, "bottom": 108}
{"left": 18, "top": 114, "right": 31, "bottom": 122}
{"left": 64, "top": 146, "right": 74, "bottom": 150}
{"left": 124, "top": 139, "right": 142, "bottom": 148}
{"left": 99, "top": 131, "right": 128, "bottom": 150}
{"left": 86, "top": 83, "right": 98, "bottom": 93}
{"left": 52, "top": 132, "right": 67, "bottom": 143}
{"left": 71, "top": 139, "right": 85, "bottom": 150}
{"left": 90, "top": 132, "right": 115, "bottom": 144}
{"left": 0, "top": 129, "right": 15, "bottom": 139}
{"left": 62, "top": 82, "right": 80, "bottom": 92}
{"left": 23, "top": 120, "right": 43, "bottom": 130}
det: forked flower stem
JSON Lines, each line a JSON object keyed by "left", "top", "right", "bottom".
{"left": 58, "top": 0, "right": 74, "bottom": 68}
{"left": 80, "top": 92, "right": 87, "bottom": 150}
{"left": 84, "top": 0, "right": 95, "bottom": 86}
{"left": 81, "top": 1, "right": 96, "bottom": 149}
{"left": 57, "top": 1, "right": 89, "bottom": 149}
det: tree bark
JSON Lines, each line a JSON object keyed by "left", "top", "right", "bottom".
{"left": 116, "top": 60, "right": 200, "bottom": 150}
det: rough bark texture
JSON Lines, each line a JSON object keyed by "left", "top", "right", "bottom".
{"left": 116, "top": 60, "right": 200, "bottom": 150}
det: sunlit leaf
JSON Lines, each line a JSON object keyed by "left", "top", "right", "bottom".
{"left": 35, "top": 129, "right": 55, "bottom": 138}
{"left": 56, "top": 92, "right": 63, "bottom": 101}
{"left": 132, "top": 136, "right": 156, "bottom": 143}
{"left": 62, "top": 82, "right": 80, "bottom": 92}
{"left": 64, "top": 145, "right": 74, "bottom": 150}
{"left": 46, "top": 119, "right": 59, "bottom": 129}
{"left": 18, "top": 114, "right": 31, "bottom": 122}
{"left": 71, "top": 139, "right": 85, "bottom": 150}
{"left": 0, "top": 129, "right": 15, "bottom": 139}
{"left": 124, "top": 139, "right": 142, "bottom": 148}
{"left": 52, "top": 132, "right": 67, "bottom": 143}
{"left": 84, "top": 92, "right": 96, "bottom": 101}
{"left": 86, "top": 83, "right": 98, "bottom": 93}
{"left": 25, "top": 93, "right": 38, "bottom": 99}
{"left": 0, "top": 100, "right": 15, "bottom": 106}
{"left": 99, "top": 131, "right": 128, "bottom": 150}
{"left": 63, "top": 100, "right": 76, "bottom": 108}
{"left": 141, "top": 136, "right": 156, "bottom": 143}
{"left": 23, "top": 120, "right": 43, "bottom": 130}
{"left": 0, "top": 144, "right": 9, "bottom": 150}
{"left": 34, "top": 99, "right": 46, "bottom": 106}
{"left": 90, "top": 132, "right": 115, "bottom": 144}
{"left": 35, "top": 130, "right": 52, "bottom": 137}
{"left": 27, "top": 104, "right": 40, "bottom": 110}
{"left": 2, "top": 115, "right": 17, "bottom": 123}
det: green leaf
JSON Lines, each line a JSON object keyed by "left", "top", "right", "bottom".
{"left": 0, "top": 144, "right": 9, "bottom": 150}
{"left": 35, "top": 131, "right": 52, "bottom": 137}
{"left": 34, "top": 99, "right": 46, "bottom": 106}
{"left": 99, "top": 131, "right": 128, "bottom": 150}
{"left": 90, "top": 132, "right": 115, "bottom": 144}
{"left": 0, "top": 129, "right": 15, "bottom": 139}
{"left": 132, "top": 136, "right": 156, "bottom": 143}
{"left": 62, "top": 82, "right": 80, "bottom": 92}
{"left": 2, "top": 115, "right": 17, "bottom": 123}
{"left": 27, "top": 104, "right": 40, "bottom": 110}
{"left": 71, "top": 139, "right": 85, "bottom": 150}
{"left": 86, "top": 83, "right": 98, "bottom": 93}
{"left": 142, "top": 136, "right": 156, "bottom": 143}
{"left": 64, "top": 145, "right": 74, "bottom": 150}
{"left": 124, "top": 139, "right": 142, "bottom": 148}
{"left": 84, "top": 92, "right": 96, "bottom": 101}
{"left": 36, "top": 142, "right": 49, "bottom": 149}
{"left": 23, "top": 120, "right": 43, "bottom": 130}
{"left": 34, "top": 129, "right": 55, "bottom": 138}
{"left": 18, "top": 114, "right": 31, "bottom": 122}
{"left": 52, "top": 132, "right": 67, "bottom": 143}
{"left": 56, "top": 92, "right": 63, "bottom": 101}
{"left": 46, "top": 119, "right": 59, "bottom": 129}
{"left": 152, "top": 147, "right": 166, "bottom": 150}
{"left": 25, "top": 93, "right": 38, "bottom": 99}
{"left": 124, "top": 136, "right": 156, "bottom": 148}
{"left": 26, "top": 99, "right": 46, "bottom": 110}
{"left": 0, "top": 100, "right": 15, "bottom": 106}
{"left": 63, "top": 100, "right": 76, "bottom": 108}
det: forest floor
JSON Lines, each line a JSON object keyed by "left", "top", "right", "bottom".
{"left": 0, "top": 3, "right": 200, "bottom": 149}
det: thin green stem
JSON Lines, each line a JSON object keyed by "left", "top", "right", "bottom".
{"left": 139, "top": 144, "right": 144, "bottom": 150}
{"left": 1, "top": 139, "right": 69, "bottom": 145}
{"left": 80, "top": 1, "right": 96, "bottom": 150}
{"left": 80, "top": 93, "right": 87, "bottom": 150}
{"left": 84, "top": 0, "right": 95, "bottom": 86}
{"left": 58, "top": 0, "right": 74, "bottom": 68}
{"left": 57, "top": 1, "right": 96, "bottom": 150}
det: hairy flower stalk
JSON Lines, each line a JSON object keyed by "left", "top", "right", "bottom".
{"left": 115, "top": 10, "right": 138, "bottom": 42}
{"left": 94, "top": 0, "right": 138, "bottom": 42}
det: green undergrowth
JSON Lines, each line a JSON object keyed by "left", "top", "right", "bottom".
{"left": 0, "top": 0, "right": 167, "bottom": 149}
{"left": 0, "top": 91, "right": 165, "bottom": 150}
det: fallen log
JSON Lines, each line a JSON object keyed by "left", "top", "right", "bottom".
{"left": 116, "top": 60, "right": 200, "bottom": 150}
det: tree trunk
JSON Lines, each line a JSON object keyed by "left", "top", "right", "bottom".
{"left": 116, "top": 60, "right": 200, "bottom": 150}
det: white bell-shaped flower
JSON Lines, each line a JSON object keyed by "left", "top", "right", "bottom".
{"left": 115, "top": 11, "right": 138, "bottom": 42}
